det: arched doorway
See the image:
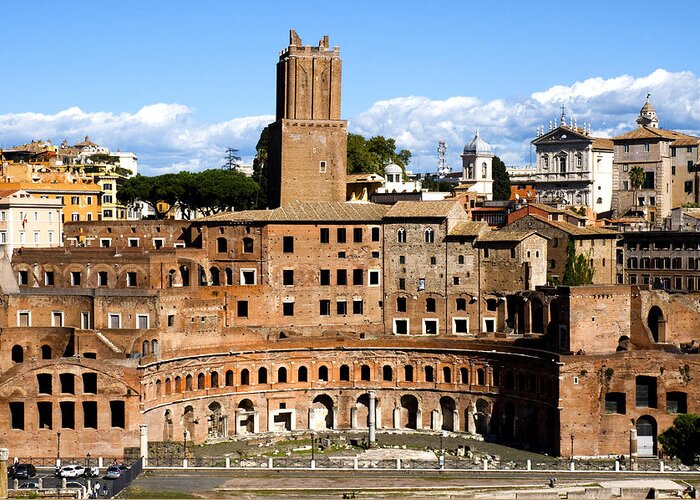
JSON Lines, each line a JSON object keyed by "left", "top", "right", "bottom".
{"left": 647, "top": 306, "right": 665, "bottom": 342}
{"left": 237, "top": 399, "right": 256, "bottom": 434}
{"left": 636, "top": 416, "right": 657, "bottom": 456}
{"left": 400, "top": 395, "right": 419, "bottom": 429}
{"left": 440, "top": 396, "right": 455, "bottom": 431}
{"left": 207, "top": 402, "right": 226, "bottom": 438}
{"left": 475, "top": 398, "right": 490, "bottom": 435}
{"left": 311, "top": 394, "right": 334, "bottom": 430}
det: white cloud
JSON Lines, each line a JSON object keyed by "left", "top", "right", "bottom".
{"left": 1, "top": 69, "right": 700, "bottom": 176}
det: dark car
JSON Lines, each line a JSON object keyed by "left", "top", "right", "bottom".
{"left": 10, "top": 464, "right": 36, "bottom": 479}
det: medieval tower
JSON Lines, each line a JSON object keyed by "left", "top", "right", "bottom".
{"left": 267, "top": 30, "right": 348, "bottom": 207}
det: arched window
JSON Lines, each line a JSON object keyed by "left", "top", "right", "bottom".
{"left": 298, "top": 366, "right": 308, "bottom": 382}
{"left": 277, "top": 367, "right": 288, "bottom": 383}
{"left": 41, "top": 345, "right": 52, "bottom": 360}
{"left": 11, "top": 345, "right": 23, "bottom": 363}
{"left": 225, "top": 370, "right": 234, "bottom": 386}
{"left": 210, "top": 267, "right": 220, "bottom": 286}
{"left": 318, "top": 365, "right": 329, "bottom": 382}
{"left": 477, "top": 368, "right": 485, "bottom": 385}
{"left": 211, "top": 372, "right": 219, "bottom": 388}
{"left": 216, "top": 237, "right": 227, "bottom": 253}
{"left": 397, "top": 227, "right": 406, "bottom": 243}
{"left": 240, "top": 369, "right": 249, "bottom": 385}
{"left": 360, "top": 365, "right": 371, "bottom": 381}
{"left": 382, "top": 365, "right": 393, "bottom": 381}
{"left": 482, "top": 162, "right": 487, "bottom": 179}
{"left": 142, "top": 340, "right": 149, "bottom": 356}
{"left": 197, "top": 373, "right": 205, "bottom": 390}
{"left": 155, "top": 379, "right": 162, "bottom": 397}
{"left": 424, "top": 228, "right": 434, "bottom": 243}
{"left": 185, "top": 374, "right": 193, "bottom": 391}
{"left": 339, "top": 365, "right": 350, "bottom": 381}
{"left": 257, "top": 367, "right": 268, "bottom": 384}
{"left": 151, "top": 339, "right": 158, "bottom": 355}
{"left": 443, "top": 366, "right": 452, "bottom": 383}
{"left": 597, "top": 197, "right": 603, "bottom": 204}
{"left": 165, "top": 378, "right": 172, "bottom": 395}
{"left": 225, "top": 268, "right": 233, "bottom": 285}
{"left": 460, "top": 367, "right": 469, "bottom": 384}
{"left": 404, "top": 365, "right": 414, "bottom": 382}
{"left": 174, "top": 376, "right": 182, "bottom": 393}
{"left": 425, "top": 366, "right": 435, "bottom": 382}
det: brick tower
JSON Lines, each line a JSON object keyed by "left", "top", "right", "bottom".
{"left": 267, "top": 30, "right": 348, "bottom": 207}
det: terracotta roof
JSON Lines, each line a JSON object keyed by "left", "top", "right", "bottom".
{"left": 200, "top": 201, "right": 389, "bottom": 223}
{"left": 346, "top": 173, "right": 384, "bottom": 183}
{"left": 448, "top": 221, "right": 488, "bottom": 237}
{"left": 613, "top": 126, "right": 686, "bottom": 141}
{"left": 671, "top": 136, "right": 700, "bottom": 147}
{"left": 385, "top": 200, "right": 464, "bottom": 218}
{"left": 526, "top": 213, "right": 618, "bottom": 237}
{"left": 591, "top": 138, "right": 614, "bottom": 151}
{"left": 0, "top": 189, "right": 20, "bottom": 198}
{"left": 477, "top": 230, "right": 543, "bottom": 242}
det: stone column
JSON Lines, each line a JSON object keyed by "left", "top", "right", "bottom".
{"left": 368, "top": 391, "right": 376, "bottom": 446}
{"left": 467, "top": 403, "right": 475, "bottom": 434}
{"left": 0, "top": 448, "right": 8, "bottom": 499}
{"left": 350, "top": 407, "right": 358, "bottom": 429}
{"left": 393, "top": 407, "right": 400, "bottom": 429}
{"left": 139, "top": 424, "right": 148, "bottom": 467}
{"left": 630, "top": 429, "right": 638, "bottom": 471}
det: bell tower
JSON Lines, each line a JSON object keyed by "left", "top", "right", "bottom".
{"left": 267, "top": 30, "right": 348, "bottom": 207}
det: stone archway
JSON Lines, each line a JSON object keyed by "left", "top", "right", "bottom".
{"left": 636, "top": 416, "right": 657, "bottom": 457}
{"left": 440, "top": 396, "right": 456, "bottom": 431}
{"left": 474, "top": 398, "right": 490, "bottom": 436}
{"left": 647, "top": 306, "right": 665, "bottom": 342}
{"left": 400, "top": 395, "right": 419, "bottom": 429}
{"left": 207, "top": 402, "right": 226, "bottom": 438}
{"left": 311, "top": 394, "right": 334, "bottom": 430}
{"left": 237, "top": 399, "right": 256, "bottom": 434}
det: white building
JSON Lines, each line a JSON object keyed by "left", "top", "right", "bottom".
{"left": 531, "top": 112, "right": 614, "bottom": 213}
{"left": 0, "top": 189, "right": 63, "bottom": 256}
{"left": 460, "top": 130, "right": 494, "bottom": 201}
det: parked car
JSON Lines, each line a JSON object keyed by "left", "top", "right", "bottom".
{"left": 58, "top": 464, "right": 86, "bottom": 478}
{"left": 18, "top": 482, "right": 39, "bottom": 489}
{"left": 65, "top": 481, "right": 86, "bottom": 491}
{"left": 9, "top": 463, "right": 36, "bottom": 479}
{"left": 104, "top": 465, "right": 122, "bottom": 479}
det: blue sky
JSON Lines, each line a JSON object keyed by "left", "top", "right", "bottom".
{"left": 1, "top": 0, "right": 700, "bottom": 174}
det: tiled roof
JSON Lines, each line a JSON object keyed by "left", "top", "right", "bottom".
{"left": 526, "top": 213, "right": 618, "bottom": 237}
{"left": 200, "top": 201, "right": 389, "bottom": 223}
{"left": 477, "top": 230, "right": 542, "bottom": 242}
{"left": 385, "top": 200, "right": 464, "bottom": 218}
{"left": 671, "top": 136, "right": 700, "bottom": 147}
{"left": 0, "top": 189, "right": 20, "bottom": 198}
{"left": 591, "top": 138, "right": 614, "bottom": 151}
{"left": 449, "top": 221, "right": 488, "bottom": 237}
{"left": 613, "top": 126, "right": 687, "bottom": 141}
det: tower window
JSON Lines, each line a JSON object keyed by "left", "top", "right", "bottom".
{"left": 319, "top": 161, "right": 327, "bottom": 173}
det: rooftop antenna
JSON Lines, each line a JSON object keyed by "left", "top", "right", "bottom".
{"left": 436, "top": 139, "right": 450, "bottom": 178}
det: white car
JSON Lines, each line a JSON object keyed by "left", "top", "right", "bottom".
{"left": 58, "top": 464, "right": 86, "bottom": 478}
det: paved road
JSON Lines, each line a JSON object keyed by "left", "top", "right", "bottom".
{"left": 130, "top": 469, "right": 700, "bottom": 498}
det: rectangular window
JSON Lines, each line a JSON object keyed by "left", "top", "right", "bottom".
{"left": 453, "top": 276, "right": 460, "bottom": 285}
{"left": 81, "top": 312, "right": 91, "bottom": 330}
{"left": 672, "top": 165, "right": 676, "bottom": 175}
{"left": 336, "top": 300, "right": 347, "bottom": 315}
{"left": 9, "top": 402, "right": 24, "bottom": 430}
{"left": 353, "top": 269, "right": 363, "bottom": 285}
{"left": 37, "top": 374, "right": 52, "bottom": 394}
{"left": 605, "top": 393, "right": 626, "bottom": 414}
{"left": 108, "top": 314, "right": 121, "bottom": 329}
{"left": 371, "top": 227, "right": 380, "bottom": 242}
{"left": 128, "top": 238, "right": 139, "bottom": 247}
{"left": 71, "top": 271, "right": 81, "bottom": 286}
{"left": 393, "top": 319, "right": 408, "bottom": 335}
{"left": 18, "top": 311, "right": 30, "bottom": 327}
{"left": 0, "top": 231, "right": 6, "bottom": 244}
{"left": 282, "top": 236, "right": 294, "bottom": 253}
{"left": 336, "top": 228, "right": 346, "bottom": 243}
{"left": 353, "top": 299, "right": 364, "bottom": 315}
{"left": 18, "top": 270, "right": 28, "bottom": 286}
{"left": 643, "top": 143, "right": 649, "bottom": 152}
{"left": 337, "top": 269, "right": 347, "bottom": 285}
{"left": 667, "top": 392, "right": 688, "bottom": 414}
{"left": 136, "top": 314, "right": 149, "bottom": 329}
{"left": 418, "top": 278, "right": 425, "bottom": 291}
{"left": 126, "top": 272, "right": 137, "bottom": 287}
{"left": 320, "top": 269, "right": 330, "bottom": 285}
{"left": 423, "top": 319, "right": 438, "bottom": 335}
{"left": 689, "top": 160, "right": 695, "bottom": 173}
{"left": 153, "top": 238, "right": 165, "bottom": 249}
{"left": 624, "top": 144, "right": 630, "bottom": 153}
{"left": 52, "top": 311, "right": 64, "bottom": 327}
{"left": 643, "top": 171, "right": 654, "bottom": 189}
{"left": 38, "top": 402, "right": 52, "bottom": 429}
{"left": 283, "top": 269, "right": 294, "bottom": 286}
{"left": 319, "top": 160, "right": 327, "bottom": 173}
{"left": 59, "top": 373, "right": 75, "bottom": 394}
{"left": 83, "top": 402, "right": 98, "bottom": 429}
{"left": 636, "top": 376, "right": 657, "bottom": 408}
{"left": 110, "top": 401, "right": 125, "bottom": 428}
{"left": 240, "top": 269, "right": 256, "bottom": 285}
{"left": 86, "top": 196, "right": 92, "bottom": 205}
{"left": 685, "top": 181, "right": 693, "bottom": 194}
{"left": 44, "top": 271, "right": 54, "bottom": 286}
{"left": 82, "top": 373, "right": 97, "bottom": 394}
{"left": 33, "top": 231, "right": 40, "bottom": 243}
{"left": 283, "top": 301, "right": 295, "bottom": 316}
{"left": 320, "top": 228, "right": 329, "bottom": 244}
{"left": 47, "top": 231, "right": 54, "bottom": 244}
{"left": 369, "top": 270, "right": 380, "bottom": 286}
{"left": 98, "top": 271, "right": 108, "bottom": 287}
{"left": 353, "top": 228, "right": 363, "bottom": 243}
{"left": 237, "top": 300, "right": 249, "bottom": 318}
{"left": 396, "top": 297, "right": 407, "bottom": 312}
{"left": 71, "top": 196, "right": 79, "bottom": 205}
{"left": 453, "top": 318, "right": 469, "bottom": 334}
{"left": 399, "top": 278, "right": 406, "bottom": 290}
{"left": 319, "top": 300, "right": 331, "bottom": 316}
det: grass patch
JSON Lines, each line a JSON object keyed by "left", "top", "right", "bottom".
{"left": 118, "top": 486, "right": 199, "bottom": 499}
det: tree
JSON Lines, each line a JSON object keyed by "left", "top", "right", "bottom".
{"left": 629, "top": 165, "right": 645, "bottom": 213}
{"left": 492, "top": 156, "right": 511, "bottom": 201}
{"left": 562, "top": 240, "right": 595, "bottom": 286}
{"left": 659, "top": 414, "right": 700, "bottom": 465}
{"left": 422, "top": 177, "right": 454, "bottom": 193}
{"left": 346, "top": 133, "right": 411, "bottom": 175}
{"left": 222, "top": 148, "right": 241, "bottom": 170}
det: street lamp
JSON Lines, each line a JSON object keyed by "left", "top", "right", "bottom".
{"left": 570, "top": 433, "right": 575, "bottom": 460}
{"left": 86, "top": 452, "right": 91, "bottom": 468}
{"left": 183, "top": 431, "right": 187, "bottom": 461}
{"left": 311, "top": 432, "right": 316, "bottom": 462}
{"left": 57, "top": 432, "right": 61, "bottom": 461}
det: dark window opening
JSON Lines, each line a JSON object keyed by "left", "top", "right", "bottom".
{"left": 110, "top": 400, "right": 125, "bottom": 428}
{"left": 318, "top": 365, "right": 329, "bottom": 382}
{"left": 282, "top": 236, "right": 294, "bottom": 253}
{"left": 337, "top": 228, "right": 346, "bottom": 243}
{"left": 605, "top": 392, "right": 626, "bottom": 414}
{"left": 298, "top": 366, "right": 308, "bottom": 382}
{"left": 337, "top": 269, "right": 347, "bottom": 285}
{"left": 60, "top": 401, "right": 75, "bottom": 429}
{"left": 18, "top": 270, "right": 28, "bottom": 286}
{"left": 404, "top": 365, "right": 414, "bottom": 382}
{"left": 353, "top": 299, "right": 364, "bottom": 315}
{"left": 360, "top": 365, "right": 371, "bottom": 381}
{"left": 319, "top": 300, "right": 331, "bottom": 316}
{"left": 197, "top": 373, "right": 205, "bottom": 390}
{"left": 454, "top": 319, "right": 468, "bottom": 333}
{"left": 460, "top": 367, "right": 469, "bottom": 384}
{"left": 258, "top": 367, "right": 268, "bottom": 384}
{"left": 283, "top": 269, "right": 294, "bottom": 286}
{"left": 59, "top": 373, "right": 75, "bottom": 394}
{"left": 243, "top": 238, "right": 254, "bottom": 253}
{"left": 320, "top": 269, "right": 330, "bottom": 285}
{"left": 320, "top": 228, "right": 330, "bottom": 244}
{"left": 217, "top": 237, "right": 227, "bottom": 253}
{"left": 37, "top": 374, "right": 52, "bottom": 394}
{"left": 9, "top": 402, "right": 24, "bottom": 430}
{"left": 353, "top": 228, "right": 363, "bottom": 243}
{"left": 426, "top": 298, "right": 436, "bottom": 312}
{"left": 353, "top": 269, "right": 363, "bottom": 285}
{"left": 11, "top": 345, "right": 23, "bottom": 363}
{"left": 283, "top": 302, "right": 294, "bottom": 316}
{"left": 397, "top": 297, "right": 407, "bottom": 312}
{"left": 667, "top": 392, "right": 687, "bottom": 414}
{"left": 225, "top": 370, "right": 234, "bottom": 386}
{"left": 237, "top": 300, "right": 249, "bottom": 318}
{"left": 425, "top": 366, "right": 434, "bottom": 382}
{"left": 277, "top": 367, "right": 287, "bottom": 383}
{"left": 339, "top": 365, "right": 350, "bottom": 381}
{"left": 211, "top": 372, "right": 219, "bottom": 388}
{"left": 636, "top": 376, "right": 657, "bottom": 408}
{"left": 443, "top": 366, "right": 452, "bottom": 383}
{"left": 240, "top": 369, "right": 250, "bottom": 385}
{"left": 382, "top": 365, "right": 393, "bottom": 381}
{"left": 38, "top": 402, "right": 52, "bottom": 429}
{"left": 371, "top": 227, "right": 380, "bottom": 241}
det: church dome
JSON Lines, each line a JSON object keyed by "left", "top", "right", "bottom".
{"left": 463, "top": 129, "right": 492, "bottom": 154}
{"left": 384, "top": 162, "right": 403, "bottom": 175}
